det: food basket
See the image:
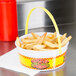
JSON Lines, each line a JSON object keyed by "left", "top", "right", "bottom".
{"left": 15, "top": 7, "right": 70, "bottom": 70}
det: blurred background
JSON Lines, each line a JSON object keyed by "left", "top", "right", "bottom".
{"left": 17, "top": 0, "right": 75, "bottom": 30}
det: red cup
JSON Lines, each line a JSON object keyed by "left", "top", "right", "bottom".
{"left": 0, "top": 0, "right": 18, "bottom": 41}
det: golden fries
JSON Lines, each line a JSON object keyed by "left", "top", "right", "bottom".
{"left": 37, "top": 32, "right": 47, "bottom": 44}
{"left": 24, "top": 36, "right": 34, "bottom": 40}
{"left": 44, "top": 41, "right": 58, "bottom": 48}
{"left": 16, "top": 32, "right": 72, "bottom": 51}
{"left": 45, "top": 32, "right": 56, "bottom": 43}
{"left": 25, "top": 43, "right": 35, "bottom": 50}
{"left": 61, "top": 36, "right": 72, "bottom": 47}
{"left": 21, "top": 38, "right": 38, "bottom": 44}
{"left": 31, "top": 32, "right": 40, "bottom": 39}
{"left": 21, "top": 44, "right": 26, "bottom": 49}
{"left": 47, "top": 32, "right": 56, "bottom": 39}
{"left": 54, "top": 33, "right": 67, "bottom": 43}
{"left": 33, "top": 45, "right": 46, "bottom": 51}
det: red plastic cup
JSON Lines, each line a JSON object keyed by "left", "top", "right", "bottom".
{"left": 0, "top": 0, "right": 18, "bottom": 41}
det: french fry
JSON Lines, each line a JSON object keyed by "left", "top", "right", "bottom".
{"left": 21, "top": 44, "right": 26, "bottom": 49}
{"left": 21, "top": 38, "right": 38, "bottom": 44}
{"left": 47, "top": 33, "right": 52, "bottom": 38}
{"left": 47, "top": 32, "right": 56, "bottom": 39}
{"left": 44, "top": 41, "right": 58, "bottom": 48}
{"left": 25, "top": 43, "right": 36, "bottom": 50}
{"left": 54, "top": 33, "right": 67, "bottom": 43}
{"left": 45, "top": 32, "right": 56, "bottom": 42}
{"left": 37, "top": 32, "right": 47, "bottom": 44}
{"left": 61, "top": 36, "right": 72, "bottom": 47}
{"left": 31, "top": 32, "right": 40, "bottom": 39}
{"left": 45, "top": 37, "right": 54, "bottom": 42}
{"left": 24, "top": 36, "right": 34, "bottom": 40}
{"left": 60, "top": 33, "right": 67, "bottom": 42}
{"left": 33, "top": 45, "right": 46, "bottom": 51}
{"left": 46, "top": 46, "right": 56, "bottom": 49}
{"left": 16, "top": 37, "right": 21, "bottom": 47}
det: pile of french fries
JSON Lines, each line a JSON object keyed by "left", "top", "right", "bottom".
{"left": 16, "top": 32, "right": 72, "bottom": 51}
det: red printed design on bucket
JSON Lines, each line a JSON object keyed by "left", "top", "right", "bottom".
{"left": 31, "top": 59, "right": 49, "bottom": 69}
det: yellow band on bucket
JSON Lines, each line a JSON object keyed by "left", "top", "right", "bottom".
{"left": 25, "top": 7, "right": 62, "bottom": 54}
{"left": 19, "top": 52, "right": 66, "bottom": 70}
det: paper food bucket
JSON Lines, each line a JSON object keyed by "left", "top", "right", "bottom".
{"left": 15, "top": 7, "right": 69, "bottom": 70}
